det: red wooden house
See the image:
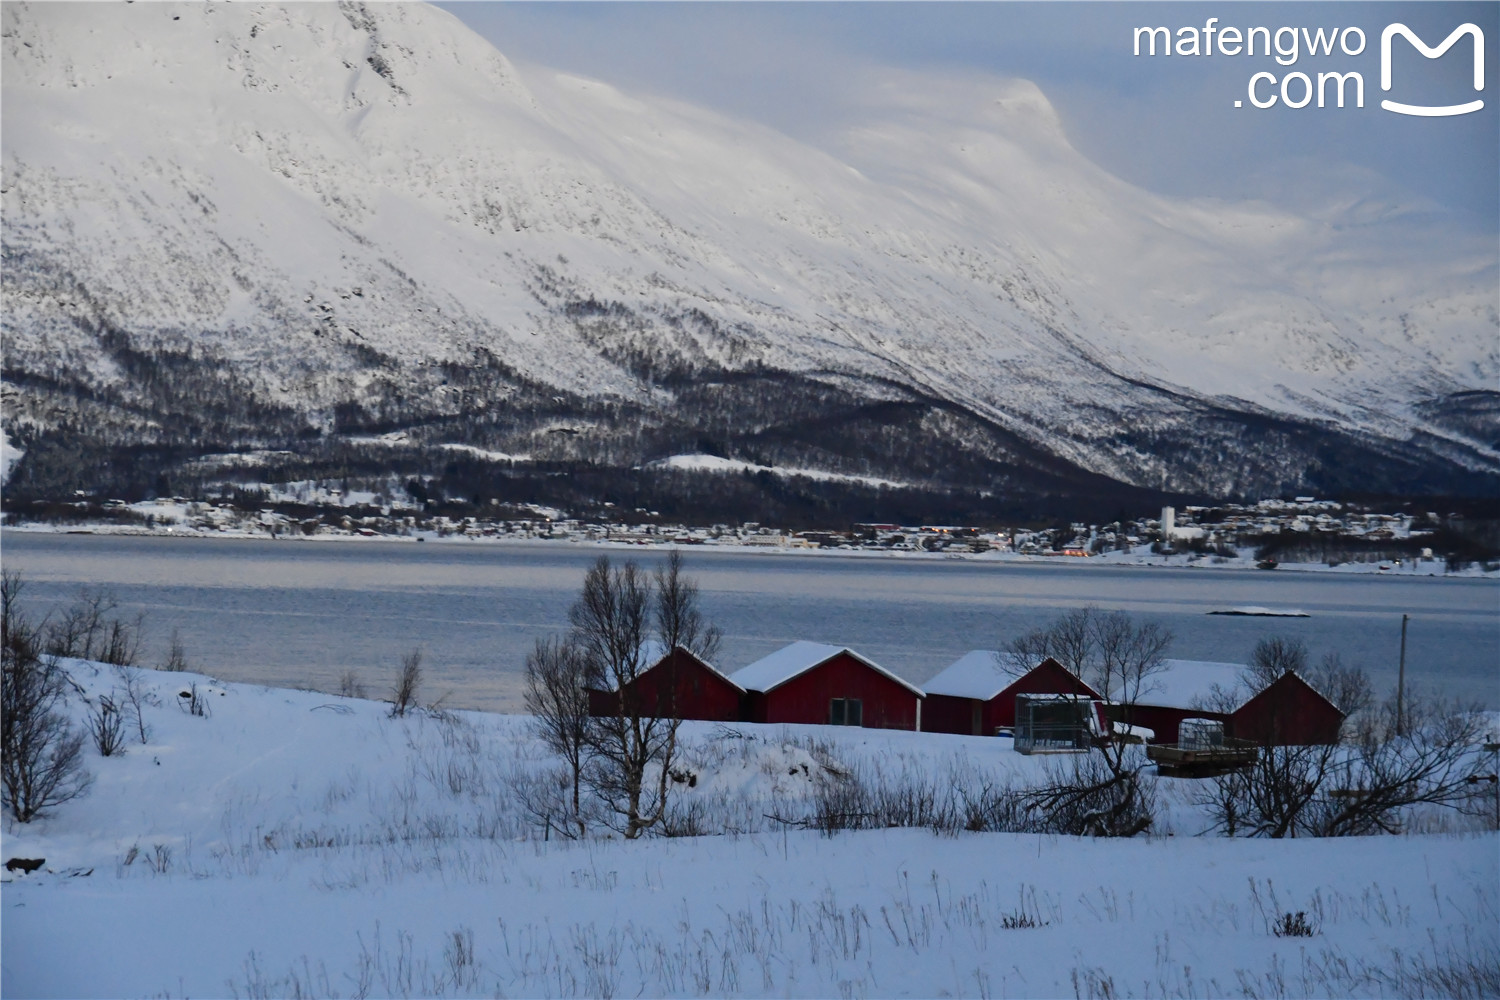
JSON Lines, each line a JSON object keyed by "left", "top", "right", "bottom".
{"left": 1119, "top": 660, "right": 1345, "bottom": 746}
{"left": 1229, "top": 672, "right": 1345, "bottom": 745}
{"left": 587, "top": 642, "right": 744, "bottom": 722}
{"left": 729, "top": 641, "right": 924, "bottom": 730}
{"left": 922, "top": 652, "right": 1101, "bottom": 736}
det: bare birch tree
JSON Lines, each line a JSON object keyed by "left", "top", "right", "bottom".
{"left": 522, "top": 636, "right": 594, "bottom": 836}
{"left": 1307, "top": 652, "right": 1373, "bottom": 722}
{"left": 563, "top": 553, "right": 720, "bottom": 839}
{"left": 1004, "top": 606, "right": 1094, "bottom": 679}
{"left": 571, "top": 557, "right": 673, "bottom": 839}
{"left": 1240, "top": 637, "right": 1372, "bottom": 739}
{"left": 1245, "top": 636, "right": 1309, "bottom": 690}
{"left": 1090, "top": 610, "right": 1173, "bottom": 725}
{"left": 1003, "top": 606, "right": 1172, "bottom": 715}
{"left": 654, "top": 550, "right": 722, "bottom": 664}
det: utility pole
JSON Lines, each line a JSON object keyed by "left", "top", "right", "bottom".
{"left": 1396, "top": 613, "right": 1409, "bottom": 736}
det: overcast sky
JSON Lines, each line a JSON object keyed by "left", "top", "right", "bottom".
{"left": 442, "top": 2, "right": 1498, "bottom": 240}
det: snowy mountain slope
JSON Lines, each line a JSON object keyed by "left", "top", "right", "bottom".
{"left": 2, "top": 1, "right": 1496, "bottom": 507}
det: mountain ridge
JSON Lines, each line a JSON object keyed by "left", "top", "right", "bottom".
{"left": 3, "top": 1, "right": 1496, "bottom": 517}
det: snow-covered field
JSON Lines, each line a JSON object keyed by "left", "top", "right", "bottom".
{"left": 2, "top": 661, "right": 1496, "bottom": 998}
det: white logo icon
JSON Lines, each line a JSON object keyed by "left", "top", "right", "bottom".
{"left": 1381, "top": 23, "right": 1485, "bottom": 116}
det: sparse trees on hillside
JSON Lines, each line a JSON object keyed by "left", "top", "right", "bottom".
{"left": 37, "top": 586, "right": 144, "bottom": 668}
{"left": 43, "top": 586, "right": 118, "bottom": 660}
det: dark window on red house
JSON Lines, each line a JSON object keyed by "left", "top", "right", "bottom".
{"left": 830, "top": 698, "right": 863, "bottom": 726}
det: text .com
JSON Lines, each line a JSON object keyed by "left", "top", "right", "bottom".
{"left": 1133, "top": 19, "right": 1486, "bottom": 115}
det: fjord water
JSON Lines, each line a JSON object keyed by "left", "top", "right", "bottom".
{"left": 4, "top": 532, "right": 1495, "bottom": 712}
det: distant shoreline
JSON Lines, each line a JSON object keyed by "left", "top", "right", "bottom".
{"left": 4, "top": 521, "right": 1494, "bottom": 580}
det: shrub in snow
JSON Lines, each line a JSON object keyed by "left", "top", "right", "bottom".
{"left": 338, "top": 668, "right": 365, "bottom": 699}
{"left": 2, "top": 572, "right": 92, "bottom": 822}
{"left": 177, "top": 683, "right": 211, "bottom": 718}
{"left": 1273, "top": 911, "right": 1317, "bottom": 937}
{"left": 115, "top": 665, "right": 154, "bottom": 744}
{"left": 97, "top": 616, "right": 142, "bottom": 667}
{"left": 38, "top": 585, "right": 144, "bottom": 667}
{"left": 1021, "top": 749, "right": 1157, "bottom": 837}
{"left": 1196, "top": 691, "right": 1493, "bottom": 838}
{"left": 86, "top": 694, "right": 126, "bottom": 756}
{"left": 389, "top": 649, "right": 423, "bottom": 718}
{"left": 41, "top": 586, "right": 117, "bottom": 660}
{"left": 160, "top": 628, "right": 190, "bottom": 672}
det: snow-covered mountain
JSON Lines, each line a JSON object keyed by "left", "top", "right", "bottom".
{"left": 3, "top": 1, "right": 1496, "bottom": 510}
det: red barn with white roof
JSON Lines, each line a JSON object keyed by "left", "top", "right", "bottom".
{"left": 729, "top": 641, "right": 924, "bottom": 730}
{"left": 1119, "top": 660, "right": 1344, "bottom": 746}
{"left": 922, "top": 652, "right": 1101, "bottom": 736}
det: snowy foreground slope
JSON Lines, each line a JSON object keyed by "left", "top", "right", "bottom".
{"left": 3, "top": 662, "right": 1496, "bottom": 999}
{"left": 2, "top": 2, "right": 1497, "bottom": 503}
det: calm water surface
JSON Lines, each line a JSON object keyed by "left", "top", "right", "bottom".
{"left": 3, "top": 531, "right": 1496, "bottom": 712}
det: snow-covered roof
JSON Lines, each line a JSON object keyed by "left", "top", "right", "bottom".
{"left": 729, "top": 641, "right": 923, "bottom": 697}
{"left": 1113, "top": 721, "right": 1155, "bottom": 740}
{"left": 1132, "top": 659, "right": 1246, "bottom": 711}
{"left": 922, "top": 651, "right": 1030, "bottom": 700}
